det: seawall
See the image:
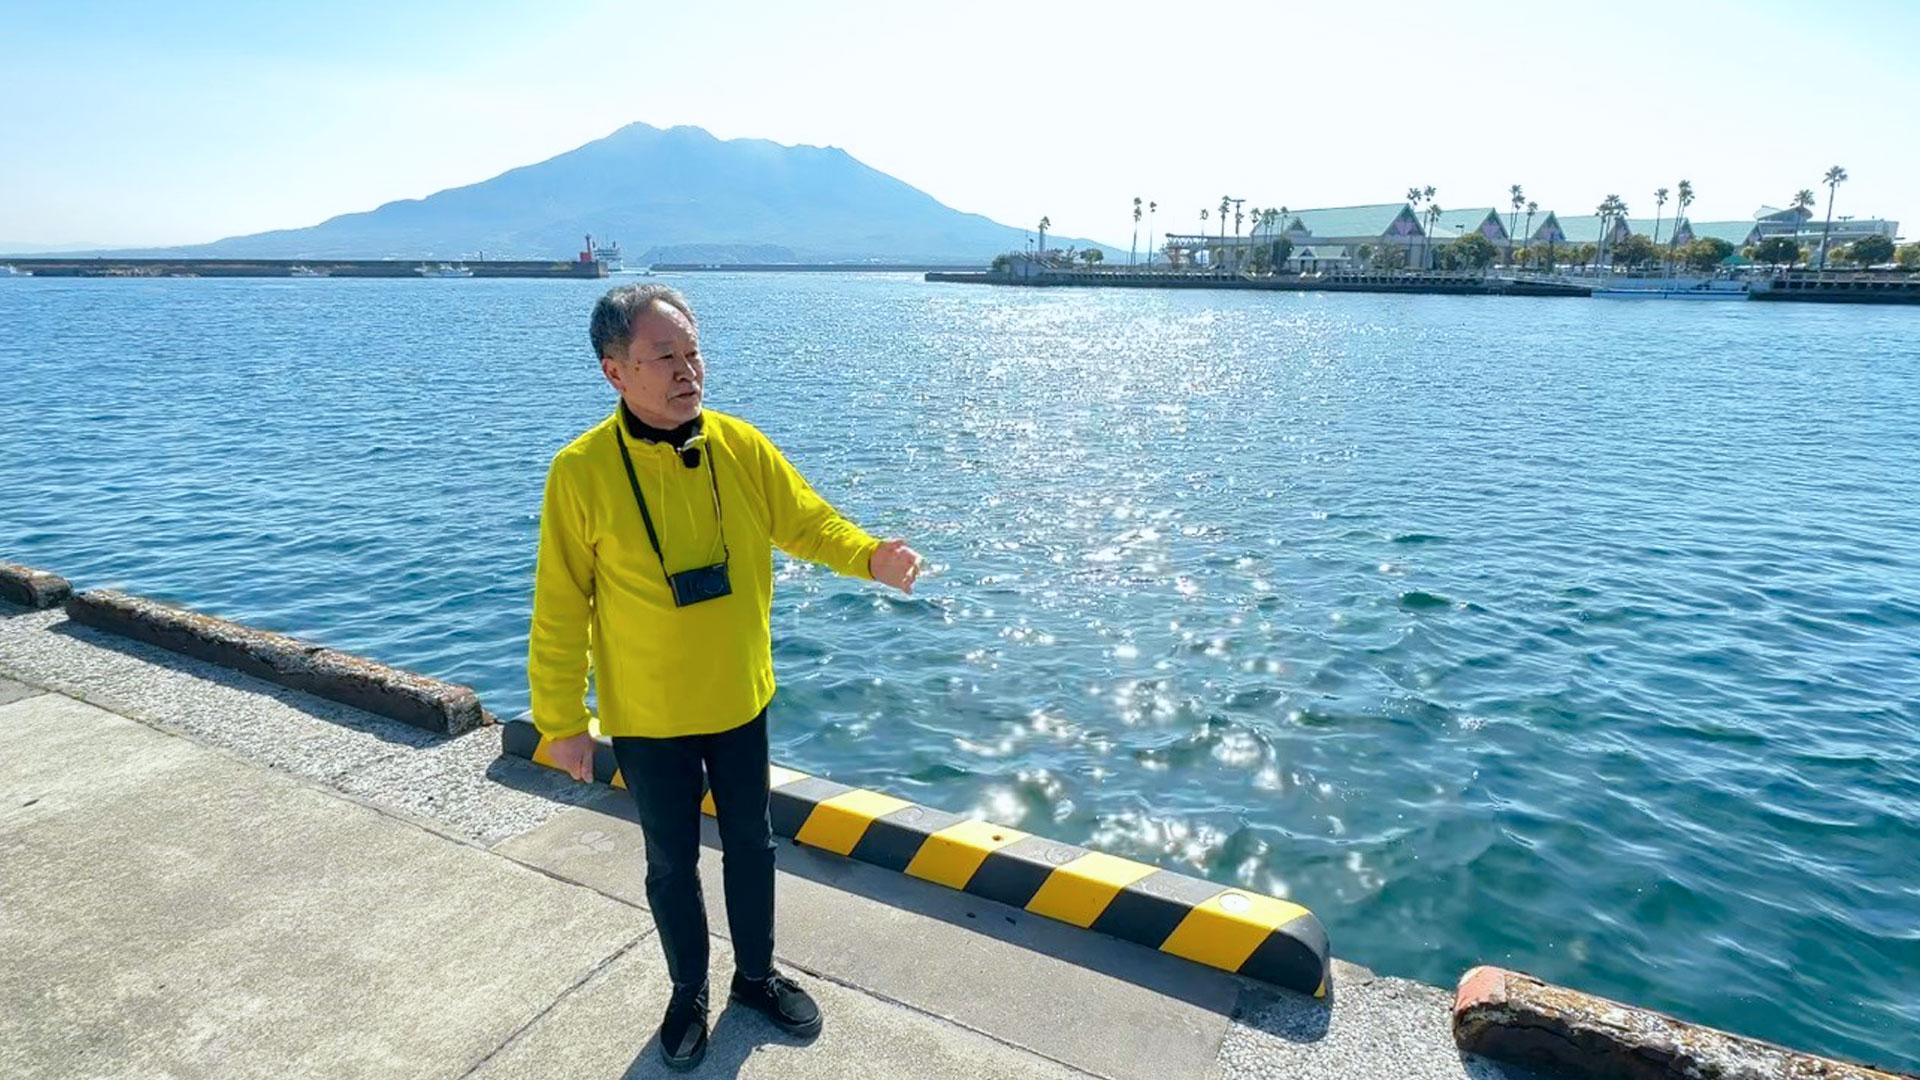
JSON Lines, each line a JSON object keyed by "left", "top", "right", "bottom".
{"left": 2, "top": 257, "right": 606, "bottom": 279}
{"left": 926, "top": 269, "right": 1592, "bottom": 298}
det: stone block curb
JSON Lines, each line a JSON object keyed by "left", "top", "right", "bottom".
{"left": 0, "top": 562, "right": 73, "bottom": 609}
{"left": 501, "top": 716, "right": 1331, "bottom": 997}
{"left": 63, "top": 589, "right": 493, "bottom": 735}
{"left": 1452, "top": 966, "right": 1914, "bottom": 1079}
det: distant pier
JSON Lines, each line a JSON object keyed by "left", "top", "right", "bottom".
{"left": 1, "top": 257, "right": 607, "bottom": 279}
{"left": 651, "top": 262, "right": 979, "bottom": 273}
{"left": 925, "top": 268, "right": 1592, "bottom": 298}
{"left": 929, "top": 267, "right": 1920, "bottom": 304}
{"left": 1751, "top": 272, "right": 1920, "bottom": 304}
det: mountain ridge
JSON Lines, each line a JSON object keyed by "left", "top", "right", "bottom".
{"left": 45, "top": 123, "right": 1111, "bottom": 264}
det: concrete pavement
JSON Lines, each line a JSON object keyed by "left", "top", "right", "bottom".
{"left": 0, "top": 599, "right": 1543, "bottom": 1079}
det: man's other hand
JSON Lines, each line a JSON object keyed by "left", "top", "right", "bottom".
{"left": 549, "top": 732, "right": 598, "bottom": 782}
{"left": 870, "top": 538, "right": 924, "bottom": 595}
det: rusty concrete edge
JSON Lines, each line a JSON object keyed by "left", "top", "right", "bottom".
{"left": 1452, "top": 966, "right": 1916, "bottom": 1080}
{"left": 0, "top": 562, "right": 74, "bottom": 610}
{"left": 61, "top": 588, "right": 494, "bottom": 736}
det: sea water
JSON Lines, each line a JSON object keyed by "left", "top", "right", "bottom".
{"left": 3, "top": 274, "right": 1916, "bottom": 1068}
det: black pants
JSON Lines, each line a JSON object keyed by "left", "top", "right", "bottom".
{"left": 610, "top": 708, "right": 776, "bottom": 994}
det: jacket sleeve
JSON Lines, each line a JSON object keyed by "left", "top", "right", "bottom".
{"left": 752, "top": 426, "right": 881, "bottom": 580}
{"left": 527, "top": 454, "right": 596, "bottom": 741}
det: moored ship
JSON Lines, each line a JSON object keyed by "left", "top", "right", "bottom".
{"left": 580, "top": 234, "right": 622, "bottom": 272}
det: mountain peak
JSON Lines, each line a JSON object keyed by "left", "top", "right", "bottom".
{"left": 150, "top": 123, "right": 1111, "bottom": 263}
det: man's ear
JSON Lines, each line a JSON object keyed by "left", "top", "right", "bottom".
{"left": 600, "top": 354, "right": 624, "bottom": 391}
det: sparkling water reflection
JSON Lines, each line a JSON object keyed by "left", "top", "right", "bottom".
{"left": 3, "top": 275, "right": 1917, "bottom": 1070}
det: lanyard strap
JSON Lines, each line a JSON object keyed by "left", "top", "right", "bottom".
{"left": 613, "top": 426, "right": 729, "bottom": 573}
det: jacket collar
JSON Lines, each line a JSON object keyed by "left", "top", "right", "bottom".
{"left": 618, "top": 402, "right": 702, "bottom": 448}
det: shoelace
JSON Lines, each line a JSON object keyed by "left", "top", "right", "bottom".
{"left": 750, "top": 972, "right": 800, "bottom": 999}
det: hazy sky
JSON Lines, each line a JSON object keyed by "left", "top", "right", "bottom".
{"left": 4, "top": 0, "right": 1915, "bottom": 250}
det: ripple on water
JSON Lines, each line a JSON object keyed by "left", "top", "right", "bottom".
{"left": 4, "top": 277, "right": 1919, "bottom": 1072}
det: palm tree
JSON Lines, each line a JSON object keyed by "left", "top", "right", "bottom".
{"left": 1671, "top": 180, "right": 1694, "bottom": 269}
{"left": 1424, "top": 200, "right": 1443, "bottom": 270}
{"left": 1259, "top": 208, "right": 1282, "bottom": 273}
{"left": 1791, "top": 189, "right": 1815, "bottom": 213}
{"left": 1407, "top": 185, "right": 1437, "bottom": 268}
{"left": 1509, "top": 184, "right": 1525, "bottom": 248}
{"left": 1818, "top": 166, "right": 1847, "bottom": 270}
{"left": 1653, "top": 187, "right": 1669, "bottom": 245}
{"left": 1146, "top": 201, "right": 1157, "bottom": 268}
{"left": 1595, "top": 196, "right": 1617, "bottom": 270}
{"left": 1214, "top": 196, "right": 1229, "bottom": 268}
{"left": 1131, "top": 197, "right": 1142, "bottom": 268}
{"left": 1522, "top": 200, "right": 1537, "bottom": 259}
{"left": 1405, "top": 187, "right": 1425, "bottom": 270}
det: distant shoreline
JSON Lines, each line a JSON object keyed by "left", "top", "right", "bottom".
{"left": 647, "top": 262, "right": 982, "bottom": 273}
{"left": 0, "top": 257, "right": 604, "bottom": 280}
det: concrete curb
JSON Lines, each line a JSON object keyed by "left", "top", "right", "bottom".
{"left": 500, "top": 717, "right": 1331, "bottom": 998}
{"left": 63, "top": 589, "right": 494, "bottom": 735}
{"left": 1452, "top": 966, "right": 1914, "bottom": 1079}
{"left": 1, "top": 563, "right": 73, "bottom": 610}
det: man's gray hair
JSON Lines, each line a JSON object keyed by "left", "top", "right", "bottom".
{"left": 590, "top": 284, "right": 697, "bottom": 361}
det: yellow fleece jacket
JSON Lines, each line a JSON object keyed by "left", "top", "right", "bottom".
{"left": 527, "top": 406, "right": 880, "bottom": 739}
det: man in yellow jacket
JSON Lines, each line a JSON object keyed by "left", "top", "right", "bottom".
{"left": 528, "top": 284, "right": 922, "bottom": 1069}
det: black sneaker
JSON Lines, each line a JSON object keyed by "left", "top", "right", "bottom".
{"left": 729, "top": 969, "right": 822, "bottom": 1038}
{"left": 658, "top": 982, "right": 710, "bottom": 1071}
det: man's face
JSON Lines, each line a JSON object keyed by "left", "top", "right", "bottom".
{"left": 602, "top": 301, "right": 704, "bottom": 427}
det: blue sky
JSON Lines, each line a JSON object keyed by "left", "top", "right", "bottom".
{"left": 3, "top": 0, "right": 1915, "bottom": 250}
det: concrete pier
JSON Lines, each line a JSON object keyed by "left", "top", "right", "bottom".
{"left": 0, "top": 597, "right": 1528, "bottom": 1079}
{"left": 925, "top": 269, "right": 1592, "bottom": 298}
{"left": 0, "top": 257, "right": 605, "bottom": 279}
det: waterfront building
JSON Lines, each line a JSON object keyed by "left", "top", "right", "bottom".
{"left": 1164, "top": 202, "right": 1425, "bottom": 270}
{"left": 1528, "top": 207, "right": 1899, "bottom": 255}
{"left": 1748, "top": 205, "right": 1900, "bottom": 249}
{"left": 1141, "top": 198, "right": 1902, "bottom": 274}
{"left": 1428, "top": 208, "right": 1510, "bottom": 247}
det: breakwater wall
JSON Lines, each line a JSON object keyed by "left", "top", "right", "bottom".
{"left": 1752, "top": 273, "right": 1920, "bottom": 304}
{"left": 3, "top": 257, "right": 606, "bottom": 279}
{"left": 651, "top": 262, "right": 980, "bottom": 273}
{"left": 926, "top": 269, "right": 1592, "bottom": 298}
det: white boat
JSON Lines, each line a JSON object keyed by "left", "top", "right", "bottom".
{"left": 288, "top": 265, "right": 330, "bottom": 278}
{"left": 1592, "top": 275, "right": 1749, "bottom": 300}
{"left": 415, "top": 262, "right": 473, "bottom": 278}
{"left": 0, "top": 265, "right": 31, "bottom": 277}
{"left": 592, "top": 240, "right": 622, "bottom": 272}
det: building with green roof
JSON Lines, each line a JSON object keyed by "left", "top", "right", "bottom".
{"left": 1682, "top": 219, "right": 1760, "bottom": 247}
{"left": 1164, "top": 202, "right": 1424, "bottom": 270}
{"left": 1428, "top": 208, "right": 1507, "bottom": 243}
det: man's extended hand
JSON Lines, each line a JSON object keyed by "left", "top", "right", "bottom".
{"left": 548, "top": 732, "right": 597, "bottom": 782}
{"left": 869, "top": 538, "right": 924, "bottom": 595}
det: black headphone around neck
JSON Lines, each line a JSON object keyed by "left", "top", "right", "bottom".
{"left": 675, "top": 431, "right": 707, "bottom": 469}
